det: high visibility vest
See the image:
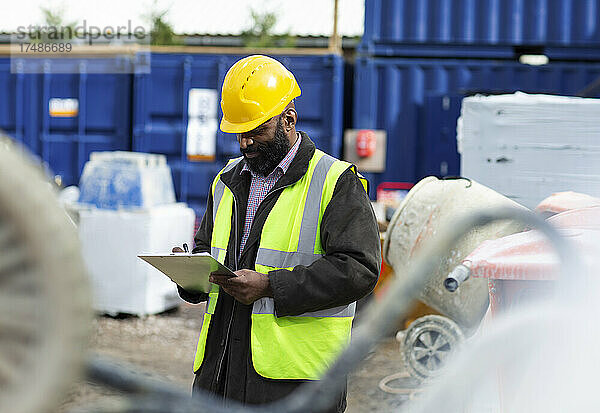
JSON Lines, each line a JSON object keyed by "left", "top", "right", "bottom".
{"left": 193, "top": 149, "right": 368, "bottom": 380}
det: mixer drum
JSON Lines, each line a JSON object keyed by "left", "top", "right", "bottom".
{"left": 383, "top": 177, "right": 527, "bottom": 331}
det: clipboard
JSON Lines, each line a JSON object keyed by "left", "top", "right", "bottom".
{"left": 138, "top": 252, "right": 235, "bottom": 293}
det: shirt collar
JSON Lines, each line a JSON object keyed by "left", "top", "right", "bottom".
{"left": 241, "top": 133, "right": 302, "bottom": 177}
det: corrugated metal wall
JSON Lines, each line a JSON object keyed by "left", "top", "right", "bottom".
{"left": 36, "top": 68, "right": 133, "bottom": 186}
{"left": 2, "top": 58, "right": 133, "bottom": 187}
{"left": 352, "top": 58, "right": 600, "bottom": 197}
{"left": 361, "top": 0, "right": 600, "bottom": 54}
{"left": 0, "top": 59, "right": 32, "bottom": 150}
{"left": 132, "top": 53, "right": 344, "bottom": 215}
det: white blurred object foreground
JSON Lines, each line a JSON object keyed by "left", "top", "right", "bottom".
{"left": 0, "top": 137, "right": 91, "bottom": 413}
{"left": 412, "top": 205, "right": 600, "bottom": 412}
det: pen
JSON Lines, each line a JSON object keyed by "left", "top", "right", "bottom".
{"left": 183, "top": 243, "right": 189, "bottom": 253}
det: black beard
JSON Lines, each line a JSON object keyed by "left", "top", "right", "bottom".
{"left": 242, "top": 119, "right": 291, "bottom": 177}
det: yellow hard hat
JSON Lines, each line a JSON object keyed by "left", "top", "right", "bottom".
{"left": 220, "top": 55, "right": 301, "bottom": 134}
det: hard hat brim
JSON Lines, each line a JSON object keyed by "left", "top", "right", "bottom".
{"left": 220, "top": 84, "right": 301, "bottom": 134}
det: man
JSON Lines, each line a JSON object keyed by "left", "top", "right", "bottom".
{"left": 177, "top": 55, "right": 380, "bottom": 412}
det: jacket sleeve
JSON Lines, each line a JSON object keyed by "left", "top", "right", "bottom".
{"left": 176, "top": 185, "right": 214, "bottom": 304}
{"left": 269, "top": 169, "right": 381, "bottom": 316}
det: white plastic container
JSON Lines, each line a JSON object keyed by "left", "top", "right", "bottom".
{"left": 77, "top": 203, "right": 195, "bottom": 316}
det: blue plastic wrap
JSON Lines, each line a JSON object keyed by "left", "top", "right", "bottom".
{"left": 78, "top": 151, "right": 175, "bottom": 210}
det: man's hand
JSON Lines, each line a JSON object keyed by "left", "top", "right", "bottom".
{"left": 209, "top": 269, "right": 273, "bottom": 305}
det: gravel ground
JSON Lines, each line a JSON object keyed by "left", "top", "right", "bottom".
{"left": 55, "top": 302, "right": 417, "bottom": 413}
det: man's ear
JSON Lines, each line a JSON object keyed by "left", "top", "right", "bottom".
{"left": 282, "top": 108, "right": 298, "bottom": 131}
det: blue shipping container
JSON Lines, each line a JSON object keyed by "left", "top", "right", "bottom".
{"left": 0, "top": 58, "right": 34, "bottom": 151}
{"left": 360, "top": 0, "right": 600, "bottom": 54}
{"left": 133, "top": 52, "right": 344, "bottom": 216}
{"left": 2, "top": 57, "right": 133, "bottom": 186}
{"left": 353, "top": 57, "right": 600, "bottom": 197}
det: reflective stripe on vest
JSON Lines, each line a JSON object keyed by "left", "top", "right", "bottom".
{"left": 193, "top": 150, "right": 367, "bottom": 378}
{"left": 253, "top": 297, "right": 356, "bottom": 317}
{"left": 193, "top": 157, "right": 241, "bottom": 372}
{"left": 253, "top": 152, "right": 334, "bottom": 269}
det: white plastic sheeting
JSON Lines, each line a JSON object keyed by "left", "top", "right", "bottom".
{"left": 458, "top": 92, "right": 600, "bottom": 209}
{"left": 536, "top": 190, "right": 600, "bottom": 215}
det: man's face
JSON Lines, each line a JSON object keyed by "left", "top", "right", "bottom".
{"left": 238, "top": 115, "right": 291, "bottom": 177}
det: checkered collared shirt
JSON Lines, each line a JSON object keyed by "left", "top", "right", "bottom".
{"left": 239, "top": 134, "right": 302, "bottom": 254}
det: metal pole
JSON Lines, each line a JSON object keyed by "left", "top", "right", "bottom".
{"left": 329, "top": 0, "right": 341, "bottom": 54}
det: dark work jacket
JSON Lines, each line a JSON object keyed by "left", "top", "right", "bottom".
{"left": 178, "top": 132, "right": 381, "bottom": 413}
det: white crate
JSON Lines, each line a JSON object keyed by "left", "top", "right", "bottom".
{"left": 78, "top": 203, "right": 195, "bottom": 316}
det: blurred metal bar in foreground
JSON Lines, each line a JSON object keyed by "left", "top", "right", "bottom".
{"left": 82, "top": 207, "right": 576, "bottom": 413}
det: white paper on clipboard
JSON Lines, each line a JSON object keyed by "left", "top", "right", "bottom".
{"left": 138, "top": 252, "right": 235, "bottom": 293}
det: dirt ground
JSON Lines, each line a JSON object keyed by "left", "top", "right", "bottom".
{"left": 55, "top": 302, "right": 418, "bottom": 413}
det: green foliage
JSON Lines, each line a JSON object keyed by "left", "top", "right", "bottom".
{"left": 145, "top": 3, "right": 182, "bottom": 46}
{"left": 41, "top": 7, "right": 67, "bottom": 27}
{"left": 33, "top": 6, "right": 77, "bottom": 43}
{"left": 241, "top": 8, "right": 296, "bottom": 48}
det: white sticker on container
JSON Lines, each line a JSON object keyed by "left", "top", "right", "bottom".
{"left": 49, "top": 98, "right": 79, "bottom": 117}
{"left": 187, "top": 89, "right": 218, "bottom": 160}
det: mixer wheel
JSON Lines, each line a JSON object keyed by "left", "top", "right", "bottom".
{"left": 402, "top": 315, "right": 464, "bottom": 381}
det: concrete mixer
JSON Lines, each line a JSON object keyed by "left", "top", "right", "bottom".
{"left": 383, "top": 176, "right": 527, "bottom": 381}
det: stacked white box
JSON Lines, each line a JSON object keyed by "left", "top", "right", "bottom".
{"left": 77, "top": 203, "right": 195, "bottom": 316}
{"left": 457, "top": 92, "right": 600, "bottom": 208}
